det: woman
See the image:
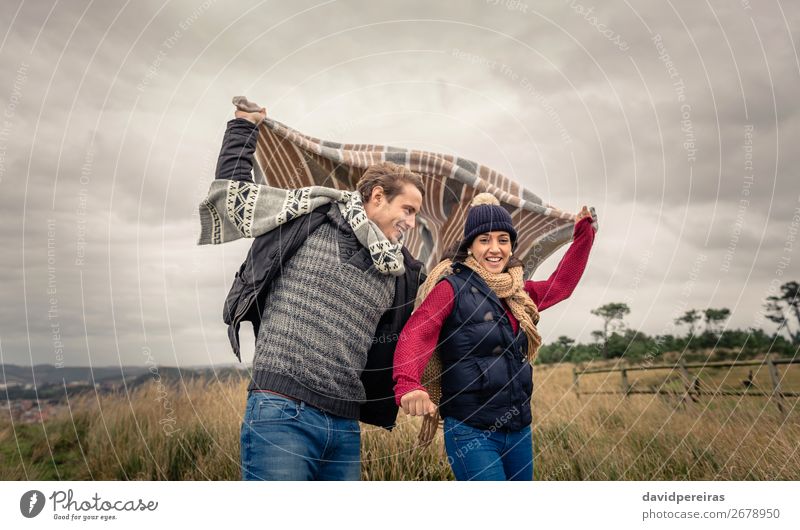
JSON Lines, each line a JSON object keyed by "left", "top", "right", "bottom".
{"left": 392, "top": 193, "right": 595, "bottom": 481}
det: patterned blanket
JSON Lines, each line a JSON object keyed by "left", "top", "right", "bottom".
{"left": 237, "top": 116, "right": 590, "bottom": 277}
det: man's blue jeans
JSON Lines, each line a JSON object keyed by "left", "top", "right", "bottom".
{"left": 443, "top": 416, "right": 533, "bottom": 481}
{"left": 240, "top": 391, "right": 361, "bottom": 480}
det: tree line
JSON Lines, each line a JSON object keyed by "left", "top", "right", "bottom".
{"left": 535, "top": 280, "right": 799, "bottom": 364}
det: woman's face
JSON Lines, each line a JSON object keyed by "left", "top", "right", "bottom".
{"left": 469, "top": 231, "right": 512, "bottom": 273}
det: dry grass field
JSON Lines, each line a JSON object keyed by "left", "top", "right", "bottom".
{"left": 2, "top": 360, "right": 798, "bottom": 480}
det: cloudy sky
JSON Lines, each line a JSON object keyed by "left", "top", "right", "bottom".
{"left": 1, "top": 0, "right": 798, "bottom": 368}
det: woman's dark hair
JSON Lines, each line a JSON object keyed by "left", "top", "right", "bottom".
{"left": 442, "top": 238, "right": 525, "bottom": 272}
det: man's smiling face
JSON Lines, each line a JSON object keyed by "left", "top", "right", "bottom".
{"left": 365, "top": 183, "right": 423, "bottom": 243}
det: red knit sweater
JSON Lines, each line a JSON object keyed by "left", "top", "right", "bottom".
{"left": 393, "top": 216, "right": 595, "bottom": 405}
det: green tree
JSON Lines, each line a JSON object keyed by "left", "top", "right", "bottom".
{"left": 703, "top": 307, "right": 731, "bottom": 336}
{"left": 674, "top": 309, "right": 702, "bottom": 338}
{"left": 535, "top": 336, "right": 578, "bottom": 364}
{"left": 556, "top": 335, "right": 575, "bottom": 350}
{"left": 590, "top": 303, "right": 631, "bottom": 358}
{"left": 764, "top": 280, "right": 800, "bottom": 344}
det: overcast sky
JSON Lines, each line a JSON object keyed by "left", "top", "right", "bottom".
{"left": 1, "top": 0, "right": 798, "bottom": 368}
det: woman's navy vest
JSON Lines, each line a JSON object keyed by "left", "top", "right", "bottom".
{"left": 437, "top": 263, "right": 533, "bottom": 431}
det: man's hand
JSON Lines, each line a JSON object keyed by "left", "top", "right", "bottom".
{"left": 232, "top": 96, "right": 266, "bottom": 124}
{"left": 400, "top": 389, "right": 436, "bottom": 417}
{"left": 235, "top": 106, "right": 266, "bottom": 125}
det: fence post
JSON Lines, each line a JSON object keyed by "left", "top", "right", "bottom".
{"left": 767, "top": 355, "right": 786, "bottom": 417}
{"left": 621, "top": 368, "right": 630, "bottom": 397}
{"left": 573, "top": 366, "right": 581, "bottom": 400}
{"left": 678, "top": 361, "right": 698, "bottom": 405}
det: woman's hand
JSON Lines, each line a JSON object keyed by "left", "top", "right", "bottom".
{"left": 400, "top": 389, "right": 437, "bottom": 417}
{"left": 575, "top": 205, "right": 592, "bottom": 225}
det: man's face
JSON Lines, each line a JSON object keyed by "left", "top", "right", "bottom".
{"left": 364, "top": 183, "right": 423, "bottom": 243}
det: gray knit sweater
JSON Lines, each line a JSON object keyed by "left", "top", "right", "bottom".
{"left": 247, "top": 205, "right": 395, "bottom": 419}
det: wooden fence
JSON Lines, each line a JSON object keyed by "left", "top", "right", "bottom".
{"left": 572, "top": 355, "right": 799, "bottom": 416}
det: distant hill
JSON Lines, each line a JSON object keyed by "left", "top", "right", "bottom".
{"left": 1, "top": 364, "right": 251, "bottom": 401}
{"left": 1, "top": 364, "right": 150, "bottom": 386}
{"left": 126, "top": 366, "right": 250, "bottom": 388}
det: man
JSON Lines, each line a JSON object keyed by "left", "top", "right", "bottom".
{"left": 212, "top": 102, "right": 425, "bottom": 480}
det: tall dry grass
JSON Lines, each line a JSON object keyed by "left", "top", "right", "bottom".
{"left": 1, "top": 363, "right": 798, "bottom": 480}
{"left": 1, "top": 377, "right": 244, "bottom": 480}
{"left": 531, "top": 362, "right": 799, "bottom": 480}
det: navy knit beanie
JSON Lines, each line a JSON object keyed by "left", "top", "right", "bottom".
{"left": 461, "top": 193, "right": 517, "bottom": 249}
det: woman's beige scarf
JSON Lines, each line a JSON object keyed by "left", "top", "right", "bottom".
{"left": 414, "top": 255, "right": 542, "bottom": 447}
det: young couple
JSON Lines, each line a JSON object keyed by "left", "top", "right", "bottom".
{"left": 214, "top": 101, "right": 595, "bottom": 481}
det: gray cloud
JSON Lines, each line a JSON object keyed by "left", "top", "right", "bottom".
{"left": 1, "top": 0, "right": 798, "bottom": 366}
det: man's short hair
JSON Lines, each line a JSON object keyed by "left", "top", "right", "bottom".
{"left": 356, "top": 161, "right": 424, "bottom": 203}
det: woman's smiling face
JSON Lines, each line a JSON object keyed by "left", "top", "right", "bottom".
{"left": 469, "top": 231, "right": 512, "bottom": 273}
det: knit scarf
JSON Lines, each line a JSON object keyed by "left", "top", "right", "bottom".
{"left": 198, "top": 182, "right": 405, "bottom": 276}
{"left": 421, "top": 256, "right": 541, "bottom": 361}
{"left": 414, "top": 256, "right": 542, "bottom": 447}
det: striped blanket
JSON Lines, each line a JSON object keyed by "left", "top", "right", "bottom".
{"left": 248, "top": 116, "right": 590, "bottom": 277}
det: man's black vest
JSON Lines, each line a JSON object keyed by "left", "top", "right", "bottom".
{"left": 438, "top": 263, "right": 533, "bottom": 431}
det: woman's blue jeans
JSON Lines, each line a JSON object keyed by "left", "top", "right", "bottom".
{"left": 240, "top": 391, "right": 361, "bottom": 480}
{"left": 443, "top": 416, "right": 533, "bottom": 481}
